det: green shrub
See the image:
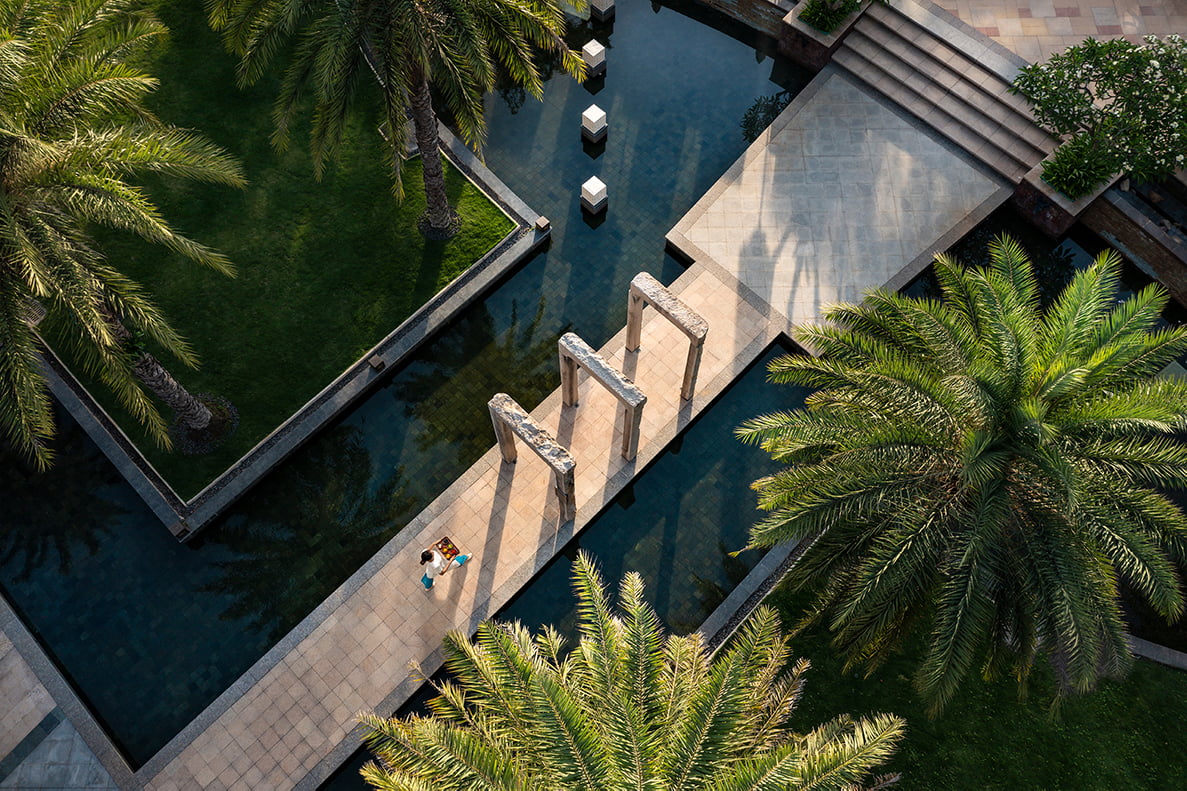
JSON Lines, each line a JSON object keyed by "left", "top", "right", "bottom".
{"left": 1039, "top": 132, "right": 1117, "bottom": 199}
{"left": 1012, "top": 35, "right": 1187, "bottom": 197}
{"left": 798, "top": 0, "right": 860, "bottom": 33}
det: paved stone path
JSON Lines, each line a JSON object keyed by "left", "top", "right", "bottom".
{"left": 0, "top": 634, "right": 55, "bottom": 776}
{"left": 935, "top": 0, "right": 1187, "bottom": 62}
{"left": 143, "top": 264, "right": 778, "bottom": 790}
{"left": 669, "top": 68, "right": 1008, "bottom": 334}
{"left": 0, "top": 720, "right": 116, "bottom": 791}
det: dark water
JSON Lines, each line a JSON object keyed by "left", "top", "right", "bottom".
{"left": 0, "top": 0, "right": 807, "bottom": 768}
{"left": 905, "top": 206, "right": 1187, "bottom": 326}
{"left": 319, "top": 340, "right": 804, "bottom": 791}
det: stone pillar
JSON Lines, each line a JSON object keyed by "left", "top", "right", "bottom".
{"left": 582, "top": 40, "right": 606, "bottom": 76}
{"left": 581, "top": 104, "right": 607, "bottom": 143}
{"left": 591, "top": 0, "right": 614, "bottom": 21}
{"left": 625, "top": 272, "right": 708, "bottom": 401}
{"left": 489, "top": 399, "right": 519, "bottom": 463}
{"left": 488, "top": 393, "right": 578, "bottom": 521}
{"left": 581, "top": 176, "right": 608, "bottom": 213}
{"left": 558, "top": 333, "right": 647, "bottom": 460}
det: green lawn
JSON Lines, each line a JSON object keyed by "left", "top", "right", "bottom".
{"left": 765, "top": 583, "right": 1187, "bottom": 789}
{"left": 51, "top": 0, "right": 514, "bottom": 498}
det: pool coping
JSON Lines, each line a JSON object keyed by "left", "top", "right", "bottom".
{"left": 41, "top": 123, "right": 549, "bottom": 542}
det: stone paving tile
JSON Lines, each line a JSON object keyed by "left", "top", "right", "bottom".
{"left": 144, "top": 265, "right": 774, "bottom": 791}
{"left": 673, "top": 69, "right": 1003, "bottom": 333}
{"left": 0, "top": 719, "right": 116, "bottom": 791}
{"left": 932, "top": 0, "right": 1186, "bottom": 62}
{"left": 0, "top": 632, "right": 55, "bottom": 770}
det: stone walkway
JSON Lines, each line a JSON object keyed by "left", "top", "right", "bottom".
{"left": 935, "top": 0, "right": 1187, "bottom": 62}
{"left": 142, "top": 264, "right": 780, "bottom": 790}
{"left": 0, "top": 634, "right": 55, "bottom": 777}
{"left": 669, "top": 67, "right": 1009, "bottom": 334}
{"left": 0, "top": 720, "right": 115, "bottom": 791}
{"left": 0, "top": 629, "right": 115, "bottom": 791}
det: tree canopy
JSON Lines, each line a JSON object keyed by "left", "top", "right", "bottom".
{"left": 360, "top": 551, "right": 905, "bottom": 790}
{"left": 741, "top": 236, "right": 1187, "bottom": 713}
{"left": 0, "top": 0, "right": 243, "bottom": 467}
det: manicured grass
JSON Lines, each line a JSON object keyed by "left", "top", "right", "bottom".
{"left": 53, "top": 0, "right": 514, "bottom": 498}
{"left": 765, "top": 583, "right": 1187, "bottom": 789}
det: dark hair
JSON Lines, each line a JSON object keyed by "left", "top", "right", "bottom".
{"left": 420, "top": 550, "right": 433, "bottom": 565}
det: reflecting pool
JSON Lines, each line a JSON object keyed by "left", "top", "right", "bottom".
{"left": 0, "top": 0, "right": 808, "bottom": 768}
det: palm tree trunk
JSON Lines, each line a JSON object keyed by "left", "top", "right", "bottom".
{"left": 132, "top": 352, "right": 212, "bottom": 431}
{"left": 409, "top": 73, "right": 456, "bottom": 237}
{"left": 104, "top": 310, "right": 212, "bottom": 431}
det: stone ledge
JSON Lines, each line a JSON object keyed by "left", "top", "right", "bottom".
{"left": 1012, "top": 160, "right": 1121, "bottom": 238}
{"left": 778, "top": 0, "right": 872, "bottom": 71}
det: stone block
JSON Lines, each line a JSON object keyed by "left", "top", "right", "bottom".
{"left": 591, "top": 0, "right": 615, "bottom": 21}
{"left": 581, "top": 104, "right": 607, "bottom": 143}
{"left": 535, "top": 215, "right": 551, "bottom": 233}
{"left": 581, "top": 176, "right": 608, "bottom": 213}
{"left": 582, "top": 40, "right": 606, "bottom": 76}
{"left": 368, "top": 355, "right": 385, "bottom": 371}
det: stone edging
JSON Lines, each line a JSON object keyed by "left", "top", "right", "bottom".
{"left": 42, "top": 124, "right": 547, "bottom": 541}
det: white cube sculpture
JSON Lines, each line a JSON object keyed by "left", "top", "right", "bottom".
{"left": 582, "top": 40, "right": 606, "bottom": 76}
{"left": 581, "top": 176, "right": 607, "bottom": 213}
{"left": 581, "top": 104, "right": 607, "bottom": 142}
{"left": 592, "top": 0, "right": 615, "bottom": 20}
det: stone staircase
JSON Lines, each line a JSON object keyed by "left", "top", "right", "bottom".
{"left": 834, "top": 0, "right": 1054, "bottom": 183}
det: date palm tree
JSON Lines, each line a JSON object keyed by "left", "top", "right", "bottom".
{"left": 0, "top": 0, "right": 245, "bottom": 468}
{"left": 359, "top": 551, "right": 905, "bottom": 790}
{"left": 739, "top": 236, "right": 1187, "bottom": 714}
{"left": 207, "top": 0, "right": 584, "bottom": 237}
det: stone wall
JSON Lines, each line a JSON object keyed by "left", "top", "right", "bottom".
{"left": 1082, "top": 192, "right": 1187, "bottom": 309}
{"left": 692, "top": 0, "right": 790, "bottom": 38}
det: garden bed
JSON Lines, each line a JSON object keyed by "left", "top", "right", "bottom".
{"left": 45, "top": 0, "right": 514, "bottom": 498}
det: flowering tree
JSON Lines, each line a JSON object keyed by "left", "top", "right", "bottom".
{"left": 1011, "top": 35, "right": 1187, "bottom": 199}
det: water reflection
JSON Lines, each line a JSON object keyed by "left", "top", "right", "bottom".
{"left": 0, "top": 416, "right": 120, "bottom": 581}
{"left": 203, "top": 427, "right": 415, "bottom": 641}
{"left": 393, "top": 300, "right": 563, "bottom": 457}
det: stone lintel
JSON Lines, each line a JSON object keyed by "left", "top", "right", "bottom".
{"left": 628, "top": 272, "right": 708, "bottom": 344}
{"left": 487, "top": 393, "right": 576, "bottom": 476}
{"left": 558, "top": 332, "right": 646, "bottom": 409}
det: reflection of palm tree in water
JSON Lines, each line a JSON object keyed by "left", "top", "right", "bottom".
{"left": 682, "top": 542, "right": 754, "bottom": 635}
{"left": 493, "top": 14, "right": 598, "bottom": 114}
{"left": 0, "top": 424, "right": 120, "bottom": 581}
{"left": 201, "top": 427, "right": 416, "bottom": 642}
{"left": 394, "top": 299, "right": 565, "bottom": 459}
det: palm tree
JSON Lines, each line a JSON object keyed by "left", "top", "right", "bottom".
{"left": 359, "top": 551, "right": 905, "bottom": 790}
{"left": 208, "top": 0, "right": 584, "bottom": 237}
{"left": 0, "top": 0, "right": 245, "bottom": 468}
{"left": 739, "top": 235, "right": 1187, "bottom": 714}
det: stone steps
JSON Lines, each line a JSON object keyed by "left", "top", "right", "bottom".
{"left": 834, "top": 0, "right": 1054, "bottom": 183}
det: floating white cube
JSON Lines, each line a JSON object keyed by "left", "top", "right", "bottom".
{"left": 582, "top": 40, "right": 606, "bottom": 76}
{"left": 581, "top": 104, "right": 607, "bottom": 142}
{"left": 592, "top": 0, "right": 615, "bottom": 20}
{"left": 581, "top": 176, "right": 607, "bottom": 213}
